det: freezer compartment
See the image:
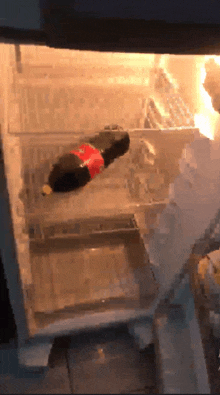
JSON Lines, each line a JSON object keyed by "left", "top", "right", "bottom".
{"left": 29, "top": 216, "right": 158, "bottom": 328}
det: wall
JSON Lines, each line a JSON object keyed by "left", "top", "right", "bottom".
{"left": 0, "top": 0, "right": 40, "bottom": 29}
{"left": 1, "top": 0, "right": 220, "bottom": 31}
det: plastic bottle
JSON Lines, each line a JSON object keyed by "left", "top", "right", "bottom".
{"left": 42, "top": 126, "right": 130, "bottom": 194}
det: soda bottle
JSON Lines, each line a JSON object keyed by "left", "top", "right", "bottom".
{"left": 42, "top": 125, "right": 130, "bottom": 194}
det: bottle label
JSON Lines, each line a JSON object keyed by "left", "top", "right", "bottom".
{"left": 70, "top": 144, "right": 104, "bottom": 179}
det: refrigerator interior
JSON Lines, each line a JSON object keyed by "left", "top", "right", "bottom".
{"left": 1, "top": 45, "right": 213, "bottom": 331}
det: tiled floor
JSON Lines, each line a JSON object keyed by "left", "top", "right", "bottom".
{"left": 0, "top": 327, "right": 159, "bottom": 394}
{"left": 0, "top": 338, "right": 71, "bottom": 394}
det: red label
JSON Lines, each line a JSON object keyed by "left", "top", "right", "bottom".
{"left": 70, "top": 144, "right": 104, "bottom": 179}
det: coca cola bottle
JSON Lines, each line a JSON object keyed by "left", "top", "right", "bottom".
{"left": 42, "top": 125, "right": 130, "bottom": 194}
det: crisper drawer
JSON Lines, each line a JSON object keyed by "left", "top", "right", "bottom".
{"left": 29, "top": 215, "right": 158, "bottom": 328}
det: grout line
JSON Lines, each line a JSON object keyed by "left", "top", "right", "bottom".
{"left": 65, "top": 346, "right": 75, "bottom": 394}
